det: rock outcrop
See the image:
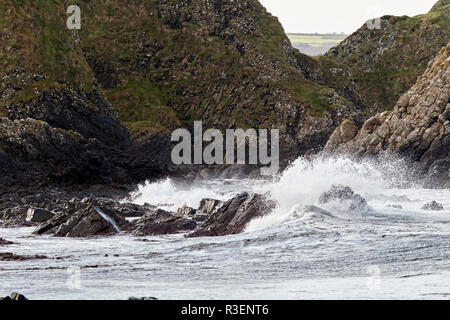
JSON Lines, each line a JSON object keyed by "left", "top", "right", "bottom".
{"left": 318, "top": 185, "right": 369, "bottom": 212}
{"left": 0, "top": 186, "right": 154, "bottom": 230}
{"left": 326, "top": 1, "right": 450, "bottom": 112}
{"left": 26, "top": 208, "right": 55, "bottom": 223}
{"left": 188, "top": 193, "right": 275, "bottom": 237}
{"left": 0, "top": 252, "right": 47, "bottom": 261}
{"left": 132, "top": 209, "right": 197, "bottom": 236}
{"left": 175, "top": 198, "right": 223, "bottom": 222}
{"left": 0, "top": 238, "right": 14, "bottom": 246}
{"left": 324, "top": 43, "right": 450, "bottom": 188}
{"left": 34, "top": 202, "right": 131, "bottom": 238}
{"left": 421, "top": 201, "right": 444, "bottom": 211}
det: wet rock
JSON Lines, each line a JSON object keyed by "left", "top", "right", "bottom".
{"left": 319, "top": 185, "right": 368, "bottom": 211}
{"left": 198, "top": 198, "right": 222, "bottom": 215}
{"left": 176, "top": 205, "right": 196, "bottom": 218}
{"left": 0, "top": 252, "right": 47, "bottom": 261}
{"left": 421, "top": 201, "right": 444, "bottom": 211}
{"left": 175, "top": 199, "right": 223, "bottom": 223}
{"left": 128, "top": 296, "right": 158, "bottom": 300}
{"left": 303, "top": 205, "right": 336, "bottom": 217}
{"left": 26, "top": 208, "right": 55, "bottom": 223}
{"left": 387, "top": 204, "right": 403, "bottom": 209}
{"left": 1, "top": 206, "right": 29, "bottom": 221}
{"left": 0, "top": 238, "right": 14, "bottom": 246}
{"left": 0, "top": 292, "right": 28, "bottom": 301}
{"left": 34, "top": 204, "right": 130, "bottom": 237}
{"left": 132, "top": 209, "right": 197, "bottom": 236}
{"left": 188, "top": 193, "right": 276, "bottom": 237}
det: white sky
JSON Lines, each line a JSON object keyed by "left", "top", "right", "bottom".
{"left": 259, "top": 0, "right": 439, "bottom": 34}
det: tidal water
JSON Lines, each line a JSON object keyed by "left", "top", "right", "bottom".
{"left": 1, "top": 156, "right": 449, "bottom": 299}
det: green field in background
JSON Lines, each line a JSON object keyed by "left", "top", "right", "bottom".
{"left": 287, "top": 34, "right": 347, "bottom": 47}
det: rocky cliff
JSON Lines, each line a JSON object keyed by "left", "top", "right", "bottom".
{"left": 324, "top": 43, "right": 450, "bottom": 187}
{"left": 326, "top": 0, "right": 450, "bottom": 113}
{"left": 0, "top": 0, "right": 368, "bottom": 189}
{"left": 78, "top": 0, "right": 366, "bottom": 160}
{"left": 1, "top": 0, "right": 449, "bottom": 191}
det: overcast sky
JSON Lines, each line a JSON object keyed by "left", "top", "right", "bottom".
{"left": 259, "top": 0, "right": 438, "bottom": 34}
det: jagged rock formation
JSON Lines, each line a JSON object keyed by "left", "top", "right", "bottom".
{"left": 324, "top": 43, "right": 450, "bottom": 188}
{"left": 34, "top": 203, "right": 131, "bottom": 237}
{"left": 319, "top": 185, "right": 369, "bottom": 212}
{"left": 132, "top": 209, "right": 197, "bottom": 236}
{"left": 188, "top": 192, "right": 275, "bottom": 237}
{"left": 326, "top": 0, "right": 450, "bottom": 112}
{"left": 421, "top": 201, "right": 445, "bottom": 211}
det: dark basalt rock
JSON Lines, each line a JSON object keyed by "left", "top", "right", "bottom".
{"left": 0, "top": 205, "right": 34, "bottom": 227}
{"left": 0, "top": 252, "right": 47, "bottom": 261}
{"left": 198, "top": 198, "right": 223, "bottom": 216}
{"left": 421, "top": 201, "right": 444, "bottom": 211}
{"left": 188, "top": 192, "right": 276, "bottom": 237}
{"left": 0, "top": 189, "right": 152, "bottom": 235}
{"left": 6, "top": 88, "right": 129, "bottom": 149}
{"left": 176, "top": 205, "right": 196, "bottom": 218}
{"left": 132, "top": 209, "right": 197, "bottom": 236}
{"left": 34, "top": 203, "right": 131, "bottom": 238}
{"left": 174, "top": 198, "right": 223, "bottom": 223}
{"left": 26, "top": 208, "right": 55, "bottom": 223}
{"left": 0, "top": 292, "right": 28, "bottom": 301}
{"left": 0, "top": 238, "right": 14, "bottom": 246}
{"left": 128, "top": 296, "right": 159, "bottom": 300}
{"left": 319, "top": 185, "right": 368, "bottom": 211}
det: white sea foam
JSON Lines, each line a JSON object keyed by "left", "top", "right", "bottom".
{"left": 2, "top": 156, "right": 449, "bottom": 299}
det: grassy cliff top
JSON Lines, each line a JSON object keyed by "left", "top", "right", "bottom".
{"left": 0, "top": 0, "right": 97, "bottom": 115}
{"left": 1, "top": 0, "right": 363, "bottom": 151}
{"left": 430, "top": 0, "right": 450, "bottom": 13}
{"left": 326, "top": 0, "right": 450, "bottom": 112}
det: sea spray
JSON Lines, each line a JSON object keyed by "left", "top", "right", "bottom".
{"left": 129, "top": 155, "right": 418, "bottom": 232}
{"left": 246, "top": 155, "right": 416, "bottom": 232}
{"left": 129, "top": 178, "right": 236, "bottom": 210}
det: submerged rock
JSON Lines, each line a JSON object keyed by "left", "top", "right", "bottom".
{"left": 319, "top": 185, "right": 368, "bottom": 211}
{"left": 421, "top": 201, "right": 444, "bottom": 211}
{"left": 128, "top": 296, "right": 158, "bottom": 300}
{"left": 188, "top": 193, "right": 276, "bottom": 237}
{"left": 0, "top": 252, "right": 47, "bottom": 261}
{"left": 303, "top": 205, "right": 336, "bottom": 218}
{"left": 0, "top": 238, "right": 14, "bottom": 246}
{"left": 387, "top": 204, "right": 403, "bottom": 209}
{"left": 132, "top": 209, "right": 197, "bottom": 236}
